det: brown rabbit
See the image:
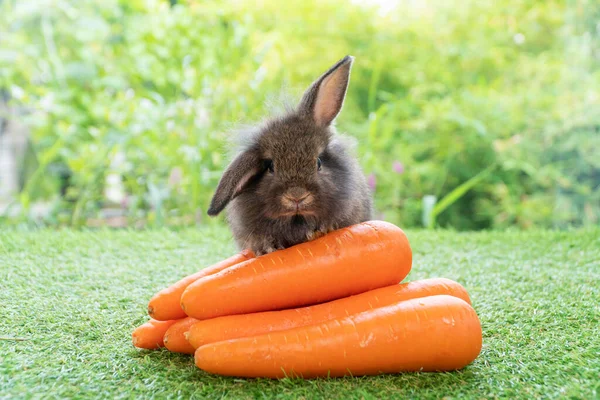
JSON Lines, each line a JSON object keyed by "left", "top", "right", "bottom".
{"left": 207, "top": 56, "right": 373, "bottom": 255}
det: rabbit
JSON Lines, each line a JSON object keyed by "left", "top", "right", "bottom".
{"left": 207, "top": 55, "right": 373, "bottom": 255}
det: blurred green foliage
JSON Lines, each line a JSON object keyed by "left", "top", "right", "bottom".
{"left": 1, "top": 0, "right": 598, "bottom": 229}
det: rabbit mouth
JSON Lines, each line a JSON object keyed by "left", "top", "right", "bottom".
{"left": 269, "top": 191, "right": 317, "bottom": 218}
{"left": 277, "top": 209, "right": 318, "bottom": 218}
{"left": 265, "top": 206, "right": 317, "bottom": 219}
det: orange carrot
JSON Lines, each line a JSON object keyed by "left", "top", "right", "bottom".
{"left": 195, "top": 295, "right": 482, "bottom": 378}
{"left": 148, "top": 249, "right": 254, "bottom": 321}
{"left": 181, "top": 221, "right": 412, "bottom": 320}
{"left": 163, "top": 317, "right": 198, "bottom": 354}
{"left": 187, "top": 278, "right": 470, "bottom": 349}
{"left": 132, "top": 319, "right": 178, "bottom": 350}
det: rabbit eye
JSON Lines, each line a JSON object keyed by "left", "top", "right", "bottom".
{"left": 264, "top": 159, "right": 274, "bottom": 173}
{"left": 317, "top": 157, "right": 322, "bottom": 171}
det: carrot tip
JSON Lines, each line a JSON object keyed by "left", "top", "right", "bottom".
{"left": 147, "top": 305, "right": 154, "bottom": 317}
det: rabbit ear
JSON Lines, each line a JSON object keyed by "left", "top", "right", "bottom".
{"left": 298, "top": 55, "right": 354, "bottom": 127}
{"left": 207, "top": 150, "right": 260, "bottom": 216}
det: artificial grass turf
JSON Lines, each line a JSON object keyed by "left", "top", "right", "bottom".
{"left": 0, "top": 227, "right": 598, "bottom": 399}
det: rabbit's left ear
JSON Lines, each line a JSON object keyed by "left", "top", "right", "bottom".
{"left": 298, "top": 55, "right": 354, "bottom": 127}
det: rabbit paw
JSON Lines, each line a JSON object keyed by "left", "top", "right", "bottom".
{"left": 306, "top": 226, "right": 335, "bottom": 241}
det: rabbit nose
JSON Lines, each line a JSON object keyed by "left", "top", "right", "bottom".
{"left": 285, "top": 187, "right": 309, "bottom": 204}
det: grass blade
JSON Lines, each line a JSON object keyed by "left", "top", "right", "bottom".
{"left": 428, "top": 162, "right": 497, "bottom": 228}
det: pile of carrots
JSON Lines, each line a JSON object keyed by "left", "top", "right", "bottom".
{"left": 132, "top": 221, "right": 482, "bottom": 378}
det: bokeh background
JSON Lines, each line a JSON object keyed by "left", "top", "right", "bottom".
{"left": 1, "top": 0, "right": 598, "bottom": 230}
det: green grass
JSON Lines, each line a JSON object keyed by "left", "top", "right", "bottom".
{"left": 0, "top": 227, "right": 598, "bottom": 399}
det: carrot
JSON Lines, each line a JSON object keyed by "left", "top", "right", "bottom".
{"left": 132, "top": 319, "right": 179, "bottom": 350}
{"left": 187, "top": 278, "right": 470, "bottom": 349}
{"left": 181, "top": 221, "right": 412, "bottom": 320}
{"left": 163, "top": 317, "right": 198, "bottom": 354}
{"left": 195, "top": 295, "right": 482, "bottom": 378}
{"left": 148, "top": 249, "right": 254, "bottom": 321}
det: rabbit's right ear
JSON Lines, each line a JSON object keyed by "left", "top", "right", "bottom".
{"left": 207, "top": 150, "right": 261, "bottom": 216}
